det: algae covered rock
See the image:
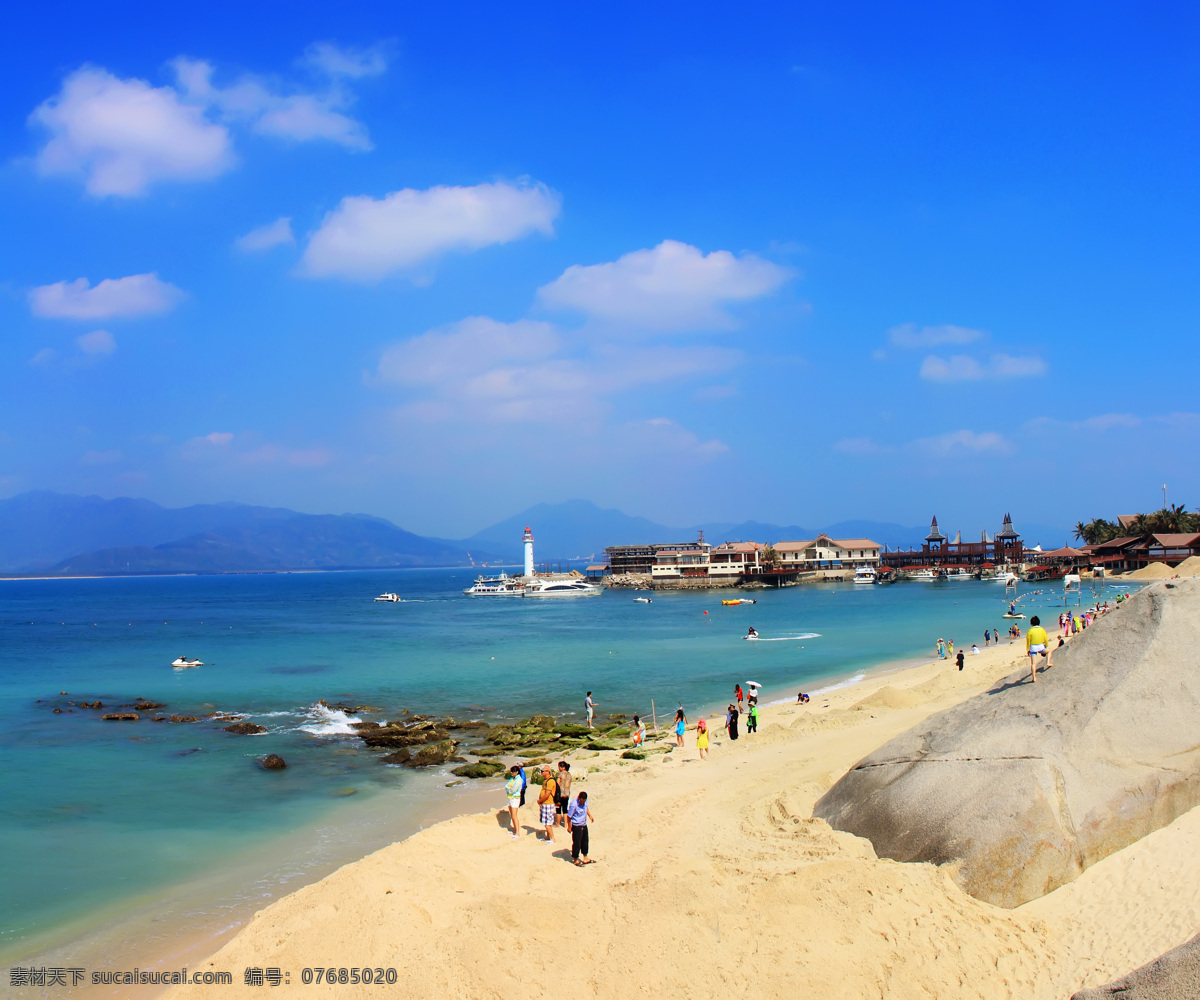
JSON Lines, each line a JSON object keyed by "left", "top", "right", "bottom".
{"left": 450, "top": 761, "right": 506, "bottom": 779}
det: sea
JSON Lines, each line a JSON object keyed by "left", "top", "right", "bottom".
{"left": 0, "top": 569, "right": 1131, "bottom": 973}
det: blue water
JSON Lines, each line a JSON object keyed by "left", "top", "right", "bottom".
{"left": 0, "top": 569, "right": 1126, "bottom": 958}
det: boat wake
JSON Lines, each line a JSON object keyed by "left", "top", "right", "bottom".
{"left": 297, "top": 703, "right": 362, "bottom": 736}
{"left": 744, "top": 632, "right": 821, "bottom": 642}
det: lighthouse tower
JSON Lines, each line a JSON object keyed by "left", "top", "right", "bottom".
{"left": 523, "top": 526, "right": 535, "bottom": 578}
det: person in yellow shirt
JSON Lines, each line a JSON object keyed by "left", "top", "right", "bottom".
{"left": 1025, "top": 615, "right": 1051, "bottom": 683}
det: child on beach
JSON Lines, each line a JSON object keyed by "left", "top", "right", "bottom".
{"left": 555, "top": 761, "right": 572, "bottom": 828}
{"left": 567, "top": 791, "right": 594, "bottom": 866}
{"left": 505, "top": 765, "right": 523, "bottom": 839}
{"left": 536, "top": 766, "right": 557, "bottom": 842}
{"left": 696, "top": 718, "right": 709, "bottom": 759}
{"left": 674, "top": 708, "right": 687, "bottom": 747}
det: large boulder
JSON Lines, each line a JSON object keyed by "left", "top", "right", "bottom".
{"left": 1072, "top": 932, "right": 1200, "bottom": 999}
{"left": 814, "top": 579, "right": 1200, "bottom": 907}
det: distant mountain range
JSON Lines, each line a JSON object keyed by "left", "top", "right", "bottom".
{"left": 0, "top": 492, "right": 1073, "bottom": 577}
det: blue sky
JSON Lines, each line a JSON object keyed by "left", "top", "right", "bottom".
{"left": 2, "top": 3, "right": 1197, "bottom": 538}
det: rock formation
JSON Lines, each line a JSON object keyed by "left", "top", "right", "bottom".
{"left": 814, "top": 579, "right": 1200, "bottom": 907}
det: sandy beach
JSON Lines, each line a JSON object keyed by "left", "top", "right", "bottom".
{"left": 160, "top": 629, "right": 1200, "bottom": 999}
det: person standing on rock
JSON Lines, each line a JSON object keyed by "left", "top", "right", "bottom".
{"left": 1025, "top": 615, "right": 1051, "bottom": 683}
{"left": 537, "top": 765, "right": 557, "bottom": 842}
{"left": 505, "top": 765, "right": 523, "bottom": 839}
{"left": 555, "top": 761, "right": 572, "bottom": 829}
{"left": 585, "top": 691, "right": 597, "bottom": 728}
{"left": 568, "top": 791, "right": 595, "bottom": 866}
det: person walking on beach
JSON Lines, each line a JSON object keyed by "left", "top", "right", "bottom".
{"left": 585, "top": 691, "right": 596, "bottom": 728}
{"left": 505, "top": 765, "right": 523, "bottom": 839}
{"left": 568, "top": 791, "right": 595, "bottom": 866}
{"left": 747, "top": 685, "right": 758, "bottom": 708}
{"left": 674, "top": 707, "right": 687, "bottom": 747}
{"left": 725, "top": 703, "right": 739, "bottom": 741}
{"left": 947, "top": 639, "right": 954, "bottom": 659}
{"left": 1026, "top": 615, "right": 1051, "bottom": 683}
{"left": 735, "top": 684, "right": 744, "bottom": 712}
{"left": 536, "top": 765, "right": 557, "bottom": 842}
{"left": 631, "top": 714, "right": 646, "bottom": 746}
{"left": 956, "top": 649, "right": 965, "bottom": 671}
{"left": 555, "top": 761, "right": 572, "bottom": 828}
{"left": 746, "top": 703, "right": 758, "bottom": 733}
{"left": 696, "top": 717, "right": 709, "bottom": 759}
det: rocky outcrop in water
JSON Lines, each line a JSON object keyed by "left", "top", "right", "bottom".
{"left": 224, "top": 722, "right": 267, "bottom": 735}
{"left": 258, "top": 754, "right": 287, "bottom": 770}
{"left": 102, "top": 712, "right": 139, "bottom": 721}
{"left": 814, "top": 580, "right": 1200, "bottom": 907}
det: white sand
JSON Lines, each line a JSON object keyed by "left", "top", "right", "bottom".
{"left": 164, "top": 634, "right": 1200, "bottom": 999}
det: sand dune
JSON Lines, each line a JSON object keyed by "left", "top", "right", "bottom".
{"left": 165, "top": 610, "right": 1200, "bottom": 1000}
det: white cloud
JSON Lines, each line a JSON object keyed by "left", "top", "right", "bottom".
{"left": 172, "top": 57, "right": 373, "bottom": 152}
{"left": 29, "top": 66, "right": 233, "bottom": 196}
{"left": 200, "top": 431, "right": 234, "bottom": 445}
{"left": 920, "top": 352, "right": 1047, "bottom": 382}
{"left": 374, "top": 316, "right": 738, "bottom": 423}
{"left": 623, "top": 418, "right": 729, "bottom": 461}
{"left": 235, "top": 217, "right": 295, "bottom": 252}
{"left": 301, "top": 181, "right": 561, "bottom": 280}
{"left": 303, "top": 42, "right": 389, "bottom": 79}
{"left": 990, "top": 353, "right": 1048, "bottom": 378}
{"left": 889, "top": 323, "right": 985, "bottom": 349}
{"left": 29, "top": 273, "right": 184, "bottom": 320}
{"left": 76, "top": 329, "right": 117, "bottom": 355}
{"left": 919, "top": 354, "right": 983, "bottom": 381}
{"left": 910, "top": 429, "right": 1011, "bottom": 455}
{"left": 537, "top": 240, "right": 789, "bottom": 331}
{"left": 29, "top": 348, "right": 58, "bottom": 366}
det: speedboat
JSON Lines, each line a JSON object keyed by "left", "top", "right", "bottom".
{"left": 853, "top": 567, "right": 877, "bottom": 585}
{"left": 634, "top": 597, "right": 653, "bottom": 603}
{"left": 373, "top": 593, "right": 401, "bottom": 602}
{"left": 522, "top": 577, "right": 602, "bottom": 597}
{"left": 171, "top": 657, "right": 203, "bottom": 669}
{"left": 463, "top": 572, "right": 525, "bottom": 596}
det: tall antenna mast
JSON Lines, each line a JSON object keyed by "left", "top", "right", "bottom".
{"left": 1163, "top": 483, "right": 1168, "bottom": 507}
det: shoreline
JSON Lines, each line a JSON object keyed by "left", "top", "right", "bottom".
{"left": 160, "top": 599, "right": 1200, "bottom": 1000}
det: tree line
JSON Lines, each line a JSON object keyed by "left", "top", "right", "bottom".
{"left": 1074, "top": 504, "right": 1198, "bottom": 545}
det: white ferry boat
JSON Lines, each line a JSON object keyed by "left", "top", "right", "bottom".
{"left": 944, "top": 568, "right": 974, "bottom": 581}
{"left": 852, "top": 566, "right": 877, "bottom": 585}
{"left": 462, "top": 572, "right": 526, "bottom": 596}
{"left": 522, "top": 577, "right": 602, "bottom": 597}
{"left": 373, "top": 592, "right": 401, "bottom": 602}
{"left": 907, "top": 568, "right": 939, "bottom": 582}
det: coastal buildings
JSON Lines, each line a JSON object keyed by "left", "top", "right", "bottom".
{"left": 606, "top": 532, "right": 880, "bottom": 589}
{"left": 881, "top": 514, "right": 1025, "bottom": 577}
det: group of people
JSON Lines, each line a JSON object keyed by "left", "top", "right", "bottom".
{"left": 504, "top": 760, "right": 595, "bottom": 865}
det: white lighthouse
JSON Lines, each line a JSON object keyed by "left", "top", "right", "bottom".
{"left": 523, "top": 526, "right": 535, "bottom": 579}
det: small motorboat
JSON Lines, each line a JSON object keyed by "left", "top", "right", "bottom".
{"left": 172, "top": 657, "right": 203, "bottom": 669}
{"left": 374, "top": 593, "right": 401, "bottom": 602}
{"left": 634, "top": 597, "right": 653, "bottom": 603}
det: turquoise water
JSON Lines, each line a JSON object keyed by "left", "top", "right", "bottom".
{"left": 0, "top": 570, "right": 1126, "bottom": 959}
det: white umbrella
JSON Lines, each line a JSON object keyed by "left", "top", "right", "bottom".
{"left": 745, "top": 680, "right": 762, "bottom": 688}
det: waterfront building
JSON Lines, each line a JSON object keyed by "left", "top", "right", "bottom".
{"left": 650, "top": 535, "right": 712, "bottom": 582}
{"left": 708, "top": 541, "right": 763, "bottom": 580}
{"left": 773, "top": 535, "right": 881, "bottom": 572}
{"left": 881, "top": 514, "right": 1025, "bottom": 573}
